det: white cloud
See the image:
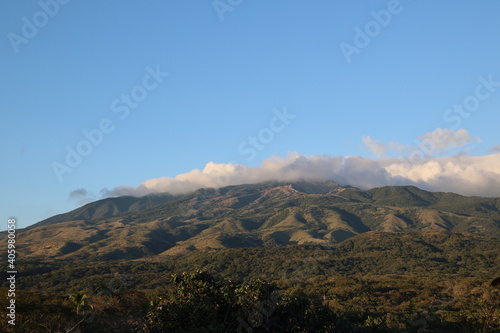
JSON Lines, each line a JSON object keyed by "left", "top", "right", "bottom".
{"left": 362, "top": 136, "right": 388, "bottom": 156}
{"left": 100, "top": 128, "right": 494, "bottom": 200}
{"left": 382, "top": 154, "right": 500, "bottom": 196}
{"left": 363, "top": 128, "right": 480, "bottom": 158}
{"left": 417, "top": 128, "right": 480, "bottom": 151}
{"left": 102, "top": 152, "right": 500, "bottom": 199}
{"left": 362, "top": 136, "right": 405, "bottom": 157}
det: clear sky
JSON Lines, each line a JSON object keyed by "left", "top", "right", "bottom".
{"left": 2, "top": 1, "right": 500, "bottom": 228}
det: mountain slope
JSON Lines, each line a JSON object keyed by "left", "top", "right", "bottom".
{"left": 27, "top": 192, "right": 180, "bottom": 230}
{"left": 10, "top": 180, "right": 500, "bottom": 261}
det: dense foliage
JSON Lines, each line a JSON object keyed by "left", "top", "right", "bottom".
{"left": 1, "top": 232, "right": 499, "bottom": 332}
{"left": 1, "top": 270, "right": 499, "bottom": 332}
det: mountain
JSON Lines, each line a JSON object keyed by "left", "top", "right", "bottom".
{"left": 27, "top": 192, "right": 181, "bottom": 230}
{"left": 11, "top": 180, "right": 500, "bottom": 261}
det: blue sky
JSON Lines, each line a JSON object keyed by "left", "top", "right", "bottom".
{"left": 2, "top": 1, "right": 500, "bottom": 228}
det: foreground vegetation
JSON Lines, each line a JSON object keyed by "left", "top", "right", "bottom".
{"left": 1, "top": 270, "right": 498, "bottom": 332}
{"left": 1, "top": 232, "right": 499, "bottom": 332}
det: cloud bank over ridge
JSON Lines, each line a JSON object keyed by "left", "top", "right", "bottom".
{"left": 102, "top": 152, "right": 500, "bottom": 198}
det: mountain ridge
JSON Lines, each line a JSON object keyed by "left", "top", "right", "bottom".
{"left": 25, "top": 192, "right": 182, "bottom": 230}
{"left": 8, "top": 180, "right": 500, "bottom": 261}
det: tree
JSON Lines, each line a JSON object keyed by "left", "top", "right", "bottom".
{"left": 68, "top": 292, "right": 88, "bottom": 315}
